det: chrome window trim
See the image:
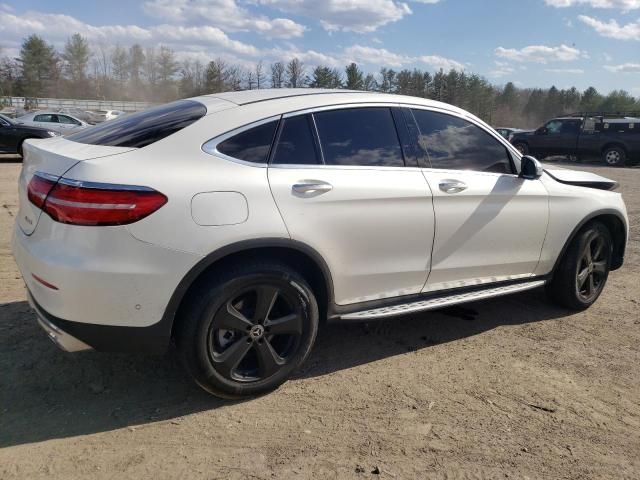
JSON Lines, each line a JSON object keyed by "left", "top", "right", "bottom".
{"left": 201, "top": 115, "right": 282, "bottom": 168}
{"left": 202, "top": 101, "right": 522, "bottom": 172}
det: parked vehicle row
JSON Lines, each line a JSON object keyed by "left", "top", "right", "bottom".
{"left": 0, "top": 114, "right": 61, "bottom": 157}
{"left": 509, "top": 112, "right": 640, "bottom": 166}
{"left": 13, "top": 89, "right": 628, "bottom": 399}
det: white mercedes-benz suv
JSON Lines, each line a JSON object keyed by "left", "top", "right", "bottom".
{"left": 12, "top": 89, "right": 628, "bottom": 398}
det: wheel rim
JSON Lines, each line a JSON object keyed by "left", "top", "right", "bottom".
{"left": 605, "top": 150, "right": 621, "bottom": 165}
{"left": 576, "top": 232, "right": 608, "bottom": 302}
{"left": 207, "top": 283, "right": 303, "bottom": 383}
{"left": 516, "top": 144, "right": 526, "bottom": 154}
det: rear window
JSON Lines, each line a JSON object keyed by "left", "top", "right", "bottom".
{"left": 67, "top": 100, "right": 206, "bottom": 148}
{"left": 217, "top": 120, "right": 279, "bottom": 163}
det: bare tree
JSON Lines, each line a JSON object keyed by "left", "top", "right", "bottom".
{"left": 286, "top": 58, "right": 305, "bottom": 88}
{"left": 270, "top": 61, "right": 285, "bottom": 88}
{"left": 255, "top": 61, "right": 265, "bottom": 89}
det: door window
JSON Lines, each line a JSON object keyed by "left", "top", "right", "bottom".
{"left": 545, "top": 120, "right": 563, "bottom": 134}
{"left": 33, "top": 114, "right": 54, "bottom": 123}
{"left": 313, "top": 107, "right": 404, "bottom": 167}
{"left": 561, "top": 120, "right": 581, "bottom": 134}
{"left": 271, "top": 115, "right": 320, "bottom": 165}
{"left": 217, "top": 120, "right": 279, "bottom": 163}
{"left": 411, "top": 109, "right": 514, "bottom": 174}
{"left": 57, "top": 115, "right": 79, "bottom": 125}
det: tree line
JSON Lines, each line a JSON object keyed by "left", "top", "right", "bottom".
{"left": 1, "top": 34, "right": 639, "bottom": 128}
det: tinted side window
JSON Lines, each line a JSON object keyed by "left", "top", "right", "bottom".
{"left": 57, "top": 115, "right": 78, "bottom": 125}
{"left": 67, "top": 100, "right": 207, "bottom": 148}
{"left": 412, "top": 109, "right": 513, "bottom": 174}
{"left": 314, "top": 108, "right": 404, "bottom": 167}
{"left": 561, "top": 120, "right": 581, "bottom": 134}
{"left": 271, "top": 115, "right": 319, "bottom": 165}
{"left": 217, "top": 120, "right": 278, "bottom": 163}
{"left": 34, "top": 114, "right": 53, "bottom": 122}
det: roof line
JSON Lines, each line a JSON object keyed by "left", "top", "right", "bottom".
{"left": 213, "top": 89, "right": 374, "bottom": 106}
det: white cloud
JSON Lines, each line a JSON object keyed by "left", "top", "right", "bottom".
{"left": 578, "top": 15, "right": 640, "bottom": 39}
{"left": 256, "top": 0, "right": 413, "bottom": 33}
{"left": 544, "top": 68, "right": 585, "bottom": 73}
{"left": 495, "top": 44, "right": 585, "bottom": 63}
{"left": 143, "top": 0, "right": 305, "bottom": 39}
{"left": 418, "top": 55, "right": 465, "bottom": 71}
{"left": 545, "top": 0, "right": 640, "bottom": 9}
{"left": 344, "top": 45, "right": 411, "bottom": 67}
{"left": 0, "top": 10, "right": 261, "bottom": 57}
{"left": 604, "top": 62, "right": 640, "bottom": 72}
{"left": 343, "top": 45, "right": 464, "bottom": 70}
{"left": 489, "top": 61, "right": 516, "bottom": 78}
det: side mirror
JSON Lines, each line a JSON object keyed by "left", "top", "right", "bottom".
{"left": 520, "top": 155, "right": 543, "bottom": 180}
{"left": 535, "top": 127, "right": 547, "bottom": 135}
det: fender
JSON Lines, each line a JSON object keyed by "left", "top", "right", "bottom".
{"left": 551, "top": 208, "right": 627, "bottom": 275}
{"left": 159, "top": 237, "right": 335, "bottom": 336}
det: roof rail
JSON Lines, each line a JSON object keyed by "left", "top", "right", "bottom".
{"left": 566, "top": 111, "right": 640, "bottom": 118}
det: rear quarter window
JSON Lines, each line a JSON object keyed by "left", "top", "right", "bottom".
{"left": 66, "top": 100, "right": 207, "bottom": 148}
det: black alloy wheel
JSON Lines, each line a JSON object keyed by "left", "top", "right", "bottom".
{"left": 177, "top": 262, "right": 319, "bottom": 399}
{"left": 575, "top": 230, "right": 608, "bottom": 303}
{"left": 208, "top": 284, "right": 304, "bottom": 382}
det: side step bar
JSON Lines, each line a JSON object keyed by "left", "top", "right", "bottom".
{"left": 340, "top": 280, "right": 546, "bottom": 321}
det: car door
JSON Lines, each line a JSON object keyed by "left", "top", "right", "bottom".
{"left": 409, "top": 108, "right": 549, "bottom": 292}
{"left": 534, "top": 119, "right": 579, "bottom": 157}
{"left": 56, "top": 114, "right": 81, "bottom": 132}
{"left": 0, "top": 116, "right": 12, "bottom": 151}
{"left": 32, "top": 114, "right": 56, "bottom": 131}
{"left": 267, "top": 107, "right": 435, "bottom": 306}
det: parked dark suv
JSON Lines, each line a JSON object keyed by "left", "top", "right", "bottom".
{"left": 510, "top": 112, "right": 640, "bottom": 166}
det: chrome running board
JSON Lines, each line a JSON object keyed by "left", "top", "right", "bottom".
{"left": 340, "top": 280, "right": 546, "bottom": 321}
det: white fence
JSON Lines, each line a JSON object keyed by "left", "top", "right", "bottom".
{"left": 1, "top": 96, "right": 155, "bottom": 112}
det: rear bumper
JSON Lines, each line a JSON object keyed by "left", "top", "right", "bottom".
{"left": 12, "top": 215, "right": 202, "bottom": 352}
{"left": 27, "top": 290, "right": 172, "bottom": 353}
{"left": 29, "top": 291, "right": 92, "bottom": 352}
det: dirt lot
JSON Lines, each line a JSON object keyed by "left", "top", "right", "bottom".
{"left": 0, "top": 156, "right": 638, "bottom": 479}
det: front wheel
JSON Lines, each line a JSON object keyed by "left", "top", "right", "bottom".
{"left": 547, "top": 222, "right": 612, "bottom": 310}
{"left": 602, "top": 146, "right": 626, "bottom": 167}
{"left": 176, "top": 262, "right": 319, "bottom": 398}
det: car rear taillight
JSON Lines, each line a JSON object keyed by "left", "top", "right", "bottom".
{"left": 27, "top": 173, "right": 57, "bottom": 209}
{"left": 27, "top": 173, "right": 167, "bottom": 226}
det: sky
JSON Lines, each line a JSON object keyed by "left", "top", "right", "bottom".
{"left": 0, "top": 0, "right": 638, "bottom": 95}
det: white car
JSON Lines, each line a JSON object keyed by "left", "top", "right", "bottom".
{"left": 16, "top": 111, "right": 89, "bottom": 134}
{"left": 12, "top": 89, "right": 628, "bottom": 398}
{"left": 89, "top": 109, "right": 125, "bottom": 123}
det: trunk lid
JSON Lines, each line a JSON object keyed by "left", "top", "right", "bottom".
{"left": 17, "top": 137, "right": 135, "bottom": 235}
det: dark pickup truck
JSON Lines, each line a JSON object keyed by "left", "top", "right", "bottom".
{"left": 510, "top": 112, "right": 640, "bottom": 166}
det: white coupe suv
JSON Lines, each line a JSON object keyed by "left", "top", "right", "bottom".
{"left": 12, "top": 89, "right": 628, "bottom": 398}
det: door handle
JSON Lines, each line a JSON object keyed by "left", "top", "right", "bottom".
{"left": 292, "top": 180, "right": 333, "bottom": 196}
{"left": 439, "top": 180, "right": 468, "bottom": 194}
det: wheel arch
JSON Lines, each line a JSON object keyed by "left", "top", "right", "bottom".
{"left": 601, "top": 142, "right": 628, "bottom": 155}
{"left": 164, "top": 239, "right": 334, "bottom": 340}
{"left": 552, "top": 209, "right": 627, "bottom": 275}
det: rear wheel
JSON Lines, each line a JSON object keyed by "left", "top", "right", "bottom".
{"left": 547, "top": 222, "right": 612, "bottom": 310}
{"left": 602, "top": 146, "right": 625, "bottom": 167}
{"left": 176, "top": 262, "right": 319, "bottom": 399}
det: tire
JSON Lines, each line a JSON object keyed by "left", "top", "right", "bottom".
{"left": 514, "top": 143, "right": 529, "bottom": 155}
{"left": 176, "top": 261, "right": 319, "bottom": 399}
{"left": 602, "top": 146, "right": 626, "bottom": 167}
{"left": 546, "top": 222, "right": 612, "bottom": 310}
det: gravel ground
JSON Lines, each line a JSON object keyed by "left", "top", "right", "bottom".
{"left": 0, "top": 155, "right": 638, "bottom": 479}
